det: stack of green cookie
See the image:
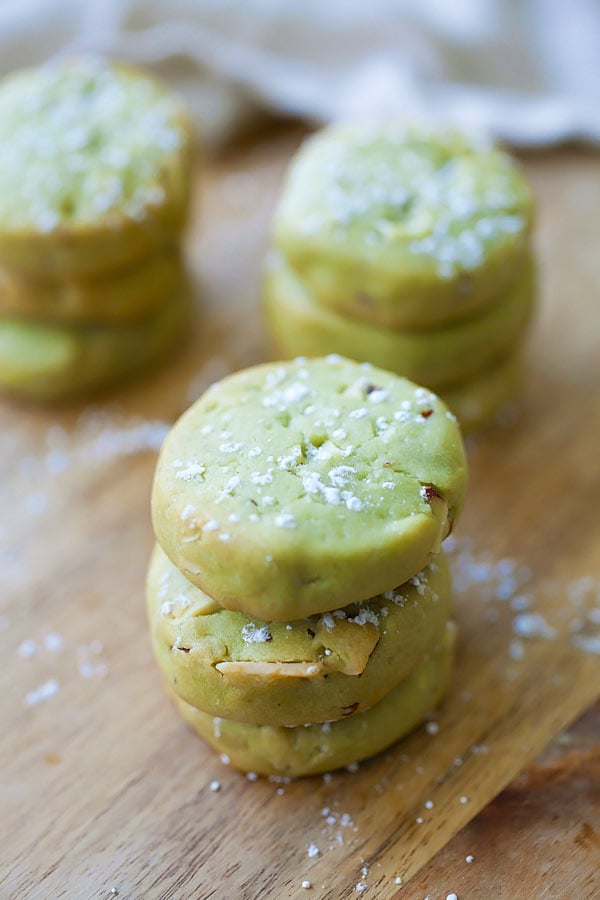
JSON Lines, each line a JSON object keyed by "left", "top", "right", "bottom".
{"left": 148, "top": 356, "right": 467, "bottom": 777}
{"left": 264, "top": 125, "right": 536, "bottom": 432}
{"left": 0, "top": 58, "right": 194, "bottom": 401}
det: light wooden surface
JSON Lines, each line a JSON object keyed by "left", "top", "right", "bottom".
{"left": 1, "top": 130, "right": 599, "bottom": 900}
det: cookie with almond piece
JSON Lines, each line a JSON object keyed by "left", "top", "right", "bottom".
{"left": 174, "top": 623, "right": 456, "bottom": 777}
{"left": 147, "top": 544, "right": 451, "bottom": 726}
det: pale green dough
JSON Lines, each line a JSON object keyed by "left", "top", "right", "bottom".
{"left": 0, "top": 284, "right": 187, "bottom": 401}
{"left": 272, "top": 124, "right": 534, "bottom": 328}
{"left": 0, "top": 58, "right": 194, "bottom": 277}
{"left": 147, "top": 543, "right": 451, "bottom": 726}
{"left": 152, "top": 357, "right": 467, "bottom": 620}
{"left": 263, "top": 253, "right": 534, "bottom": 389}
{"left": 174, "top": 623, "right": 456, "bottom": 777}
{"left": 442, "top": 352, "right": 522, "bottom": 434}
{"left": 0, "top": 250, "right": 183, "bottom": 324}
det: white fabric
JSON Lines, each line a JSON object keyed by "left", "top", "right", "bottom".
{"left": 0, "top": 0, "right": 599, "bottom": 146}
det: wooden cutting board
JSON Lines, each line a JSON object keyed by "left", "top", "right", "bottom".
{"left": 1, "top": 128, "right": 599, "bottom": 900}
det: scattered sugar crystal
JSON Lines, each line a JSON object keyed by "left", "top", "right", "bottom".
{"left": 513, "top": 613, "right": 557, "bottom": 640}
{"left": 209, "top": 780, "right": 220, "bottom": 792}
{"left": 25, "top": 679, "right": 59, "bottom": 706}
{"left": 218, "top": 533, "right": 231, "bottom": 543}
{"left": 425, "top": 721, "right": 439, "bottom": 735}
{"left": 275, "top": 513, "right": 297, "bottom": 529}
{"left": 219, "top": 442, "right": 244, "bottom": 454}
{"left": 459, "top": 796, "right": 469, "bottom": 804}
{"left": 466, "top": 855, "right": 474, "bottom": 863}
{"left": 203, "top": 520, "right": 219, "bottom": 532}
{"left": 395, "top": 877, "right": 403, "bottom": 885}
{"left": 425, "top": 800, "right": 434, "bottom": 809}
{"left": 181, "top": 504, "right": 197, "bottom": 522}
{"left": 43, "top": 632, "right": 64, "bottom": 652}
{"left": 416, "top": 817, "right": 424, "bottom": 824}
{"left": 301, "top": 881, "right": 311, "bottom": 890}
{"left": 447, "top": 894, "right": 458, "bottom": 900}
{"left": 356, "top": 882, "right": 367, "bottom": 893}
{"left": 308, "top": 843, "right": 319, "bottom": 858}
{"left": 572, "top": 635, "right": 600, "bottom": 655}
{"left": 242, "top": 624, "right": 272, "bottom": 644}
{"left": 176, "top": 463, "right": 206, "bottom": 481}
{"left": 18, "top": 639, "right": 38, "bottom": 658}
{"left": 367, "top": 389, "right": 388, "bottom": 403}
{"left": 220, "top": 754, "right": 230, "bottom": 766}
{"left": 246, "top": 772, "right": 258, "bottom": 782}
{"left": 509, "top": 639, "right": 525, "bottom": 660}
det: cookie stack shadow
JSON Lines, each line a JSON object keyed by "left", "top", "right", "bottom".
{"left": 147, "top": 357, "right": 468, "bottom": 778}
{"left": 264, "top": 124, "right": 536, "bottom": 433}
{"left": 0, "top": 58, "right": 194, "bottom": 402}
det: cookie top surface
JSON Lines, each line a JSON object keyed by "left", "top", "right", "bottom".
{"left": 272, "top": 124, "right": 533, "bottom": 326}
{"left": 152, "top": 356, "right": 466, "bottom": 619}
{"left": 0, "top": 58, "right": 192, "bottom": 234}
{"left": 274, "top": 124, "right": 532, "bottom": 275}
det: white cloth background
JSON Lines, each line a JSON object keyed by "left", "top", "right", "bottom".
{"left": 1, "top": 0, "right": 599, "bottom": 147}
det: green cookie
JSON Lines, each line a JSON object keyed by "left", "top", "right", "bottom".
{"left": 152, "top": 357, "right": 467, "bottom": 620}
{"left": 263, "top": 254, "right": 534, "bottom": 389}
{"left": 0, "top": 58, "right": 194, "bottom": 278}
{"left": 272, "top": 124, "right": 533, "bottom": 329}
{"left": 442, "top": 352, "right": 522, "bottom": 433}
{"left": 147, "top": 543, "right": 451, "bottom": 726}
{"left": 0, "top": 283, "right": 187, "bottom": 401}
{"left": 174, "top": 623, "right": 456, "bottom": 777}
{"left": 0, "top": 250, "right": 183, "bottom": 325}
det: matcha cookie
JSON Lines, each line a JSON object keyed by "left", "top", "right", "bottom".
{"left": 442, "top": 352, "right": 522, "bottom": 433}
{"left": 174, "top": 623, "right": 455, "bottom": 777}
{"left": 0, "top": 251, "right": 183, "bottom": 325}
{"left": 152, "top": 357, "right": 467, "bottom": 620}
{"left": 272, "top": 124, "right": 533, "bottom": 329}
{"left": 264, "top": 254, "right": 535, "bottom": 389}
{"left": 0, "top": 283, "right": 187, "bottom": 401}
{"left": 148, "top": 544, "right": 451, "bottom": 726}
{"left": 0, "top": 58, "right": 194, "bottom": 278}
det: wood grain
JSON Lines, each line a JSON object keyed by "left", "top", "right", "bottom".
{"left": 0, "top": 130, "right": 599, "bottom": 900}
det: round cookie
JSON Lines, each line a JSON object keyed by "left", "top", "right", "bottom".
{"left": 0, "top": 283, "right": 187, "bottom": 401}
{"left": 272, "top": 124, "right": 533, "bottom": 329}
{"left": 0, "top": 251, "right": 183, "bottom": 325}
{"left": 174, "top": 623, "right": 456, "bottom": 777}
{"left": 263, "top": 253, "right": 535, "bottom": 389}
{"left": 148, "top": 543, "right": 451, "bottom": 726}
{"left": 442, "top": 353, "right": 522, "bottom": 434}
{"left": 0, "top": 58, "right": 194, "bottom": 278}
{"left": 152, "top": 356, "right": 467, "bottom": 620}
